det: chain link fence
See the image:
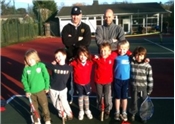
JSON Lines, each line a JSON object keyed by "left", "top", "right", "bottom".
{"left": 1, "top": 19, "right": 39, "bottom": 46}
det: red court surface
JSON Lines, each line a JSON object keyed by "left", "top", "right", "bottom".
{"left": 1, "top": 36, "right": 174, "bottom": 101}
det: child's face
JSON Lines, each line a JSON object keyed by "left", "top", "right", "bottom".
{"left": 135, "top": 54, "right": 145, "bottom": 62}
{"left": 100, "top": 46, "right": 111, "bottom": 58}
{"left": 55, "top": 52, "right": 66, "bottom": 64}
{"left": 117, "top": 45, "right": 129, "bottom": 56}
{"left": 79, "top": 52, "right": 88, "bottom": 63}
{"left": 27, "top": 57, "right": 36, "bottom": 66}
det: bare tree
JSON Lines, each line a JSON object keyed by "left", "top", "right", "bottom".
{"left": 72, "top": 2, "right": 86, "bottom": 6}
{"left": 58, "top": 2, "right": 65, "bottom": 11}
{"left": 1, "top": 0, "right": 16, "bottom": 15}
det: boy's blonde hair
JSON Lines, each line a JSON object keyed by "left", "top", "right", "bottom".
{"left": 117, "top": 40, "right": 130, "bottom": 49}
{"left": 24, "top": 49, "right": 40, "bottom": 66}
{"left": 99, "top": 42, "right": 112, "bottom": 50}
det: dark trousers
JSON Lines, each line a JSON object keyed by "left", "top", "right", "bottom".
{"left": 96, "top": 83, "right": 113, "bottom": 112}
{"left": 129, "top": 88, "right": 147, "bottom": 115}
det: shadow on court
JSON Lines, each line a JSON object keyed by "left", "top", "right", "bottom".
{"left": 1, "top": 97, "right": 174, "bottom": 124}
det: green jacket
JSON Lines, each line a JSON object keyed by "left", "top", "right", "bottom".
{"left": 21, "top": 62, "right": 50, "bottom": 93}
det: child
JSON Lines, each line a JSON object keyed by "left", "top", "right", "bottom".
{"left": 21, "top": 49, "right": 51, "bottom": 124}
{"left": 45, "top": 48, "right": 73, "bottom": 121}
{"left": 129, "top": 46, "right": 153, "bottom": 123}
{"left": 113, "top": 40, "right": 131, "bottom": 121}
{"left": 69, "top": 46, "right": 93, "bottom": 120}
{"left": 92, "top": 42, "right": 117, "bottom": 120}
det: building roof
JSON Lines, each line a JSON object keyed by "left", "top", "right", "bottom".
{"left": 56, "top": 2, "right": 168, "bottom": 18}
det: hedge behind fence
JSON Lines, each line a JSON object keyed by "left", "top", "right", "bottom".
{"left": 1, "top": 21, "right": 39, "bottom": 45}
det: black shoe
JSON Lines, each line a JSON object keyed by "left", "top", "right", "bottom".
{"left": 142, "top": 120, "right": 147, "bottom": 123}
{"left": 130, "top": 114, "right": 135, "bottom": 122}
{"left": 104, "top": 112, "right": 110, "bottom": 119}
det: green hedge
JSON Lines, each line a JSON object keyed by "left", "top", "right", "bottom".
{"left": 1, "top": 22, "right": 39, "bottom": 46}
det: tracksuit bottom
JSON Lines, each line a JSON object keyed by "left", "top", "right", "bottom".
{"left": 49, "top": 88, "right": 72, "bottom": 118}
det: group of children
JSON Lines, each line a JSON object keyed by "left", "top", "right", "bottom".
{"left": 21, "top": 40, "right": 153, "bottom": 124}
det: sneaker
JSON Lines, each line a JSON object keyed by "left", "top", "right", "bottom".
{"left": 130, "top": 114, "right": 135, "bottom": 121}
{"left": 114, "top": 112, "right": 120, "bottom": 121}
{"left": 78, "top": 111, "right": 84, "bottom": 120}
{"left": 85, "top": 110, "right": 93, "bottom": 119}
{"left": 104, "top": 111, "right": 110, "bottom": 119}
{"left": 45, "top": 121, "right": 51, "bottom": 124}
{"left": 121, "top": 112, "right": 128, "bottom": 121}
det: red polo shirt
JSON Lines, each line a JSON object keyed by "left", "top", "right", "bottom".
{"left": 93, "top": 52, "right": 117, "bottom": 84}
{"left": 70, "top": 59, "right": 93, "bottom": 85}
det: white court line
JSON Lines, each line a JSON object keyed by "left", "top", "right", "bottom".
{"left": 144, "top": 38, "right": 174, "bottom": 53}
{"left": 147, "top": 52, "right": 173, "bottom": 54}
{"left": 6, "top": 95, "right": 174, "bottom": 104}
{"left": 74, "top": 95, "right": 174, "bottom": 100}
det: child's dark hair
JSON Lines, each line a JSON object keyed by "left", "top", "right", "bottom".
{"left": 54, "top": 48, "right": 67, "bottom": 55}
{"left": 133, "top": 46, "right": 147, "bottom": 57}
{"left": 76, "top": 46, "right": 91, "bottom": 61}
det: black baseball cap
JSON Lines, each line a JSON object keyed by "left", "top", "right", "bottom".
{"left": 71, "top": 6, "right": 82, "bottom": 15}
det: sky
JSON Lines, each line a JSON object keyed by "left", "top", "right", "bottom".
{"left": 12, "top": 0, "right": 171, "bottom": 9}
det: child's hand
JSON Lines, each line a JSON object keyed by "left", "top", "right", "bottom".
{"left": 94, "top": 55, "right": 99, "bottom": 59}
{"left": 26, "top": 92, "right": 31, "bottom": 98}
{"left": 45, "top": 89, "right": 49, "bottom": 93}
{"left": 52, "top": 60, "right": 57, "bottom": 65}
{"left": 145, "top": 58, "right": 150, "bottom": 63}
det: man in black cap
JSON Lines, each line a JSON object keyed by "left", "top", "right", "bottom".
{"left": 62, "top": 6, "right": 91, "bottom": 62}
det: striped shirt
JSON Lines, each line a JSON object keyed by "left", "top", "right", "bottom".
{"left": 130, "top": 59, "right": 153, "bottom": 93}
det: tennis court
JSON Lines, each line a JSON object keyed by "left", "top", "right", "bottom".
{"left": 1, "top": 34, "right": 174, "bottom": 124}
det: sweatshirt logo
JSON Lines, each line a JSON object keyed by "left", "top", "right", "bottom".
{"left": 27, "top": 70, "right": 31, "bottom": 74}
{"left": 54, "top": 69, "right": 69, "bottom": 74}
{"left": 121, "top": 60, "right": 129, "bottom": 64}
{"left": 81, "top": 28, "right": 85, "bottom": 33}
{"left": 36, "top": 68, "right": 41, "bottom": 73}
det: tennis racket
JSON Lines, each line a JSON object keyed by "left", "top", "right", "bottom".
{"left": 100, "top": 96, "right": 105, "bottom": 121}
{"left": 139, "top": 95, "right": 154, "bottom": 121}
{"left": 28, "top": 96, "right": 41, "bottom": 124}
{"left": 58, "top": 96, "right": 66, "bottom": 124}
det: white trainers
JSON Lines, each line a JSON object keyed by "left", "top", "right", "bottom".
{"left": 78, "top": 110, "right": 84, "bottom": 120}
{"left": 45, "top": 121, "right": 51, "bottom": 124}
{"left": 85, "top": 110, "right": 93, "bottom": 119}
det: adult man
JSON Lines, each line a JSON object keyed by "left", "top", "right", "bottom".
{"left": 62, "top": 6, "right": 91, "bottom": 61}
{"left": 96, "top": 9, "right": 126, "bottom": 51}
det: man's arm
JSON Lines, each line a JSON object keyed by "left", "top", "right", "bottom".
{"left": 95, "top": 26, "right": 115, "bottom": 46}
{"left": 62, "top": 24, "right": 77, "bottom": 48}
{"left": 116, "top": 26, "right": 125, "bottom": 41}
{"left": 75, "top": 23, "right": 91, "bottom": 47}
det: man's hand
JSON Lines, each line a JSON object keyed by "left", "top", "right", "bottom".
{"left": 112, "top": 39, "right": 118, "bottom": 42}
{"left": 78, "top": 36, "right": 83, "bottom": 41}
{"left": 68, "top": 34, "right": 72, "bottom": 37}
